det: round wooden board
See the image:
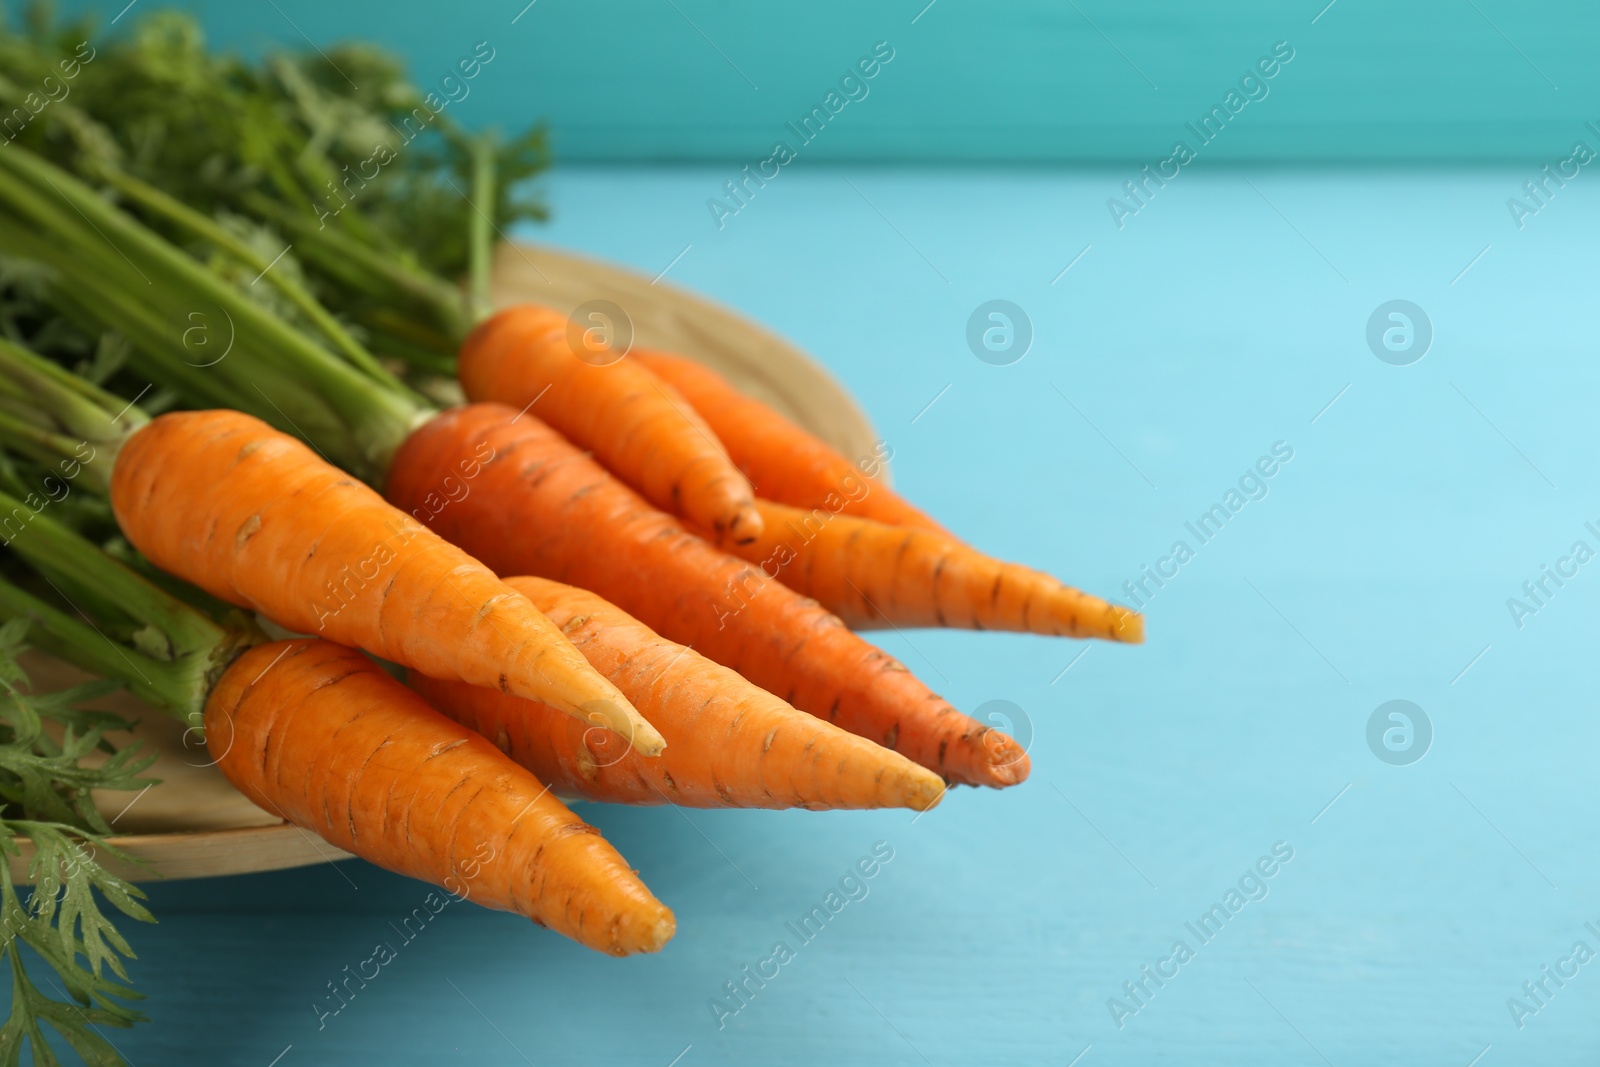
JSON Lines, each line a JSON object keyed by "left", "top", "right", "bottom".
{"left": 486, "top": 241, "right": 884, "bottom": 473}
{"left": 6, "top": 241, "right": 880, "bottom": 884}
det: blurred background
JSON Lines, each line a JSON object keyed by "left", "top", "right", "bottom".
{"left": 39, "top": 2, "right": 1600, "bottom": 1065}
{"left": 63, "top": 0, "right": 1599, "bottom": 161}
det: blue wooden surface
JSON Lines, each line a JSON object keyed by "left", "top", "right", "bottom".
{"left": 89, "top": 163, "right": 1600, "bottom": 1065}
{"left": 50, "top": 0, "right": 1600, "bottom": 162}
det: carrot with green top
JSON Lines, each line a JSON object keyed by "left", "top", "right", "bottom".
{"left": 207, "top": 640, "right": 676, "bottom": 955}
{"left": 412, "top": 576, "right": 948, "bottom": 811}
{"left": 386, "top": 403, "right": 1028, "bottom": 788}
{"left": 634, "top": 348, "right": 952, "bottom": 536}
{"left": 458, "top": 305, "right": 765, "bottom": 542}
{"left": 698, "top": 499, "right": 1143, "bottom": 640}
{"left": 111, "top": 408, "right": 665, "bottom": 755}
{"left": 0, "top": 452, "right": 674, "bottom": 958}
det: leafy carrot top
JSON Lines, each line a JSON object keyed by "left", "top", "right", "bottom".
{"left": 0, "top": 618, "right": 157, "bottom": 1065}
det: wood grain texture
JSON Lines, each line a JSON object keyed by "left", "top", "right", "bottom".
{"left": 487, "top": 241, "right": 884, "bottom": 476}
{"left": 78, "top": 163, "right": 1600, "bottom": 1067}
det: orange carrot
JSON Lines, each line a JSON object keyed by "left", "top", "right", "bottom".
{"left": 458, "top": 306, "right": 764, "bottom": 542}
{"left": 387, "top": 403, "right": 1028, "bottom": 788}
{"left": 634, "top": 348, "right": 952, "bottom": 537}
{"left": 412, "top": 576, "right": 948, "bottom": 811}
{"left": 206, "top": 639, "right": 674, "bottom": 955}
{"left": 111, "top": 409, "right": 664, "bottom": 754}
{"left": 698, "top": 499, "right": 1143, "bottom": 641}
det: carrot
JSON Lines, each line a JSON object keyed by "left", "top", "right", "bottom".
{"left": 111, "top": 409, "right": 665, "bottom": 755}
{"left": 699, "top": 499, "right": 1143, "bottom": 641}
{"left": 458, "top": 305, "right": 764, "bottom": 542}
{"left": 634, "top": 348, "right": 952, "bottom": 537}
{"left": 386, "top": 403, "right": 1029, "bottom": 788}
{"left": 206, "top": 639, "right": 674, "bottom": 955}
{"left": 412, "top": 576, "right": 948, "bottom": 811}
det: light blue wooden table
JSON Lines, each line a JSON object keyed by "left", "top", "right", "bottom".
{"left": 103, "top": 162, "right": 1600, "bottom": 1065}
{"left": 37, "top": 0, "right": 1600, "bottom": 1060}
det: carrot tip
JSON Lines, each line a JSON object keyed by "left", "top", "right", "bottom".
{"left": 580, "top": 698, "right": 667, "bottom": 757}
{"left": 969, "top": 731, "right": 1032, "bottom": 788}
{"left": 724, "top": 503, "right": 765, "bottom": 544}
{"left": 984, "top": 754, "right": 1032, "bottom": 787}
{"left": 1111, "top": 609, "right": 1145, "bottom": 644}
{"left": 614, "top": 906, "right": 677, "bottom": 955}
{"left": 907, "top": 778, "right": 947, "bottom": 812}
{"left": 624, "top": 726, "right": 667, "bottom": 758}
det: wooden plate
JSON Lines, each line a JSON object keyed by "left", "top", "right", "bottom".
{"left": 6, "top": 241, "right": 880, "bottom": 884}
{"left": 486, "top": 242, "right": 882, "bottom": 466}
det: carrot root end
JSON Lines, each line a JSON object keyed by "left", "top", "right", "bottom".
{"left": 1112, "top": 609, "right": 1145, "bottom": 644}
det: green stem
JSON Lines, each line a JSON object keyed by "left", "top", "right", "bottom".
{"left": 98, "top": 169, "right": 408, "bottom": 391}
{"left": 0, "top": 576, "right": 207, "bottom": 721}
{"left": 0, "top": 181, "right": 262, "bottom": 415}
{"left": 468, "top": 133, "right": 497, "bottom": 323}
{"left": 0, "top": 215, "right": 278, "bottom": 425}
{"left": 0, "top": 191, "right": 363, "bottom": 456}
{"left": 359, "top": 307, "right": 461, "bottom": 359}
{"left": 0, "top": 338, "right": 141, "bottom": 493}
{"left": 0, "top": 338, "right": 138, "bottom": 441}
{"left": 364, "top": 330, "right": 457, "bottom": 378}
{"left": 0, "top": 486, "right": 259, "bottom": 719}
{"left": 0, "top": 412, "right": 110, "bottom": 497}
{"left": 0, "top": 489, "right": 227, "bottom": 659}
{"left": 243, "top": 193, "right": 472, "bottom": 340}
{"left": 21, "top": 560, "right": 143, "bottom": 646}
{"left": 0, "top": 151, "right": 435, "bottom": 480}
{"left": 102, "top": 541, "right": 240, "bottom": 621}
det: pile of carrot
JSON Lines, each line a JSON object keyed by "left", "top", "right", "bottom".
{"left": 0, "top": 22, "right": 1148, "bottom": 1058}
{"left": 2, "top": 299, "right": 1143, "bottom": 960}
{"left": 0, "top": 148, "right": 1142, "bottom": 956}
{"left": 90, "top": 308, "right": 1140, "bottom": 954}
